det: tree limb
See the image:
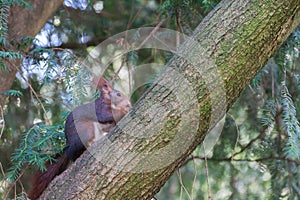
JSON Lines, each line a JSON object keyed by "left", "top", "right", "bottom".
{"left": 0, "top": 0, "right": 64, "bottom": 107}
{"left": 40, "top": 0, "right": 300, "bottom": 199}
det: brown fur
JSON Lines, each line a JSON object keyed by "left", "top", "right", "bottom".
{"left": 28, "top": 78, "right": 131, "bottom": 199}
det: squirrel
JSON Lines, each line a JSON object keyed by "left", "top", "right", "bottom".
{"left": 28, "top": 78, "right": 131, "bottom": 200}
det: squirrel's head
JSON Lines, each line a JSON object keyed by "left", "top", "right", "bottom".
{"left": 97, "top": 77, "right": 131, "bottom": 122}
{"left": 110, "top": 89, "right": 131, "bottom": 122}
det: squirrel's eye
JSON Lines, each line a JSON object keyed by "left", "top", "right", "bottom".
{"left": 117, "top": 92, "right": 121, "bottom": 97}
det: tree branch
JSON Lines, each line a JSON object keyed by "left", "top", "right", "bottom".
{"left": 40, "top": 0, "right": 300, "bottom": 199}
{"left": 183, "top": 155, "right": 300, "bottom": 166}
{"left": 0, "top": 0, "right": 64, "bottom": 108}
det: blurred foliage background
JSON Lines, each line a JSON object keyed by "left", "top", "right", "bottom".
{"left": 0, "top": 0, "right": 300, "bottom": 199}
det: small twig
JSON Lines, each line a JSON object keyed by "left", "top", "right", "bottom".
{"left": 48, "top": 47, "right": 66, "bottom": 51}
{"left": 179, "top": 171, "right": 183, "bottom": 200}
{"left": 127, "top": 63, "right": 132, "bottom": 97}
{"left": 12, "top": 62, "right": 50, "bottom": 124}
{"left": 0, "top": 162, "right": 5, "bottom": 177}
{"left": 248, "top": 84, "right": 255, "bottom": 94}
{"left": 179, "top": 125, "right": 270, "bottom": 168}
{"left": 153, "top": 34, "right": 177, "bottom": 53}
{"left": 0, "top": 105, "right": 5, "bottom": 139}
{"left": 275, "top": 107, "right": 283, "bottom": 151}
{"left": 271, "top": 60, "right": 275, "bottom": 98}
{"left": 230, "top": 125, "right": 269, "bottom": 159}
{"left": 191, "top": 155, "right": 197, "bottom": 199}
{"left": 283, "top": 68, "right": 287, "bottom": 83}
{"left": 186, "top": 156, "right": 300, "bottom": 166}
{"left": 176, "top": 169, "right": 192, "bottom": 200}
{"left": 14, "top": 182, "right": 17, "bottom": 199}
{"left": 0, "top": 151, "right": 5, "bottom": 196}
{"left": 36, "top": 94, "right": 72, "bottom": 110}
{"left": 226, "top": 114, "right": 240, "bottom": 161}
{"left": 112, "top": 57, "right": 127, "bottom": 82}
{"left": 4, "top": 170, "right": 26, "bottom": 199}
{"left": 18, "top": 179, "right": 25, "bottom": 195}
{"left": 137, "top": 18, "right": 166, "bottom": 50}
{"left": 175, "top": 4, "right": 185, "bottom": 44}
{"left": 203, "top": 146, "right": 211, "bottom": 200}
{"left": 230, "top": 108, "right": 283, "bottom": 159}
{"left": 126, "top": 2, "right": 145, "bottom": 30}
{"left": 175, "top": 5, "right": 181, "bottom": 47}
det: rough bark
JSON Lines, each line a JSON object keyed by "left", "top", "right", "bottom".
{"left": 0, "top": 0, "right": 64, "bottom": 107}
{"left": 40, "top": 0, "right": 300, "bottom": 199}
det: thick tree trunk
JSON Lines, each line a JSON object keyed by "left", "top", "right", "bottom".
{"left": 0, "top": 0, "right": 63, "bottom": 107}
{"left": 40, "top": 0, "right": 300, "bottom": 199}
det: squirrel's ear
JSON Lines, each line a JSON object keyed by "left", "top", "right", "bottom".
{"left": 97, "top": 77, "right": 112, "bottom": 94}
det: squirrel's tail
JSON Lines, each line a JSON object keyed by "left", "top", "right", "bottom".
{"left": 28, "top": 152, "right": 69, "bottom": 200}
